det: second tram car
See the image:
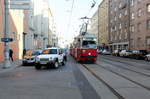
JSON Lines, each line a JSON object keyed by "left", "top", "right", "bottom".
{"left": 70, "top": 32, "right": 97, "bottom": 63}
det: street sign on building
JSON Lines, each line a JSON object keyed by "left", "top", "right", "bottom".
{"left": 9, "top": 0, "right": 30, "bottom": 10}
{"left": 1, "top": 38, "right": 13, "bottom": 42}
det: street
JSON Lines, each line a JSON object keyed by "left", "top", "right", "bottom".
{"left": 0, "top": 55, "right": 150, "bottom": 99}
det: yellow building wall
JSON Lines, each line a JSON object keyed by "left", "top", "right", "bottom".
{"left": 10, "top": 10, "right": 24, "bottom": 59}
{"left": 98, "top": 0, "right": 109, "bottom": 47}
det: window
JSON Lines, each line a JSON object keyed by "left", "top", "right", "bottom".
{"left": 130, "top": 39, "right": 134, "bottom": 48}
{"left": 130, "top": 25, "right": 135, "bottom": 33}
{"left": 137, "top": 23, "right": 141, "bottom": 32}
{"left": 147, "top": 20, "right": 150, "bottom": 29}
{"left": 131, "top": 0, "right": 134, "bottom": 6}
{"left": 119, "top": 13, "right": 122, "bottom": 18}
{"left": 147, "top": 4, "right": 150, "bottom": 12}
{"left": 124, "top": 10, "right": 128, "bottom": 16}
{"left": 119, "top": 23, "right": 122, "bottom": 29}
{"left": 147, "top": 38, "right": 150, "bottom": 45}
{"left": 42, "top": 49, "right": 57, "bottom": 54}
{"left": 119, "top": 33, "right": 122, "bottom": 40}
{"left": 131, "top": 12, "right": 135, "bottom": 20}
{"left": 137, "top": 9, "right": 142, "bottom": 17}
{"left": 82, "top": 41, "right": 96, "bottom": 48}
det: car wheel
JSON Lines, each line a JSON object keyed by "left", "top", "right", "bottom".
{"left": 22, "top": 62, "right": 26, "bottom": 66}
{"left": 62, "top": 59, "right": 66, "bottom": 66}
{"left": 145, "top": 57, "right": 148, "bottom": 61}
{"left": 35, "top": 64, "right": 41, "bottom": 70}
{"left": 54, "top": 61, "right": 59, "bottom": 68}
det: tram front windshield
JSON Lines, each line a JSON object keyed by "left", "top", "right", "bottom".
{"left": 82, "top": 41, "right": 97, "bottom": 48}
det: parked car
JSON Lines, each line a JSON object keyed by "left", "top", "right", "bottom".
{"left": 22, "top": 50, "right": 42, "bottom": 65}
{"left": 97, "top": 49, "right": 103, "bottom": 54}
{"left": 145, "top": 53, "right": 150, "bottom": 61}
{"left": 130, "top": 50, "right": 147, "bottom": 59}
{"left": 35, "top": 47, "right": 66, "bottom": 69}
{"left": 119, "top": 50, "right": 132, "bottom": 57}
{"left": 101, "top": 49, "right": 111, "bottom": 55}
{"left": 112, "top": 49, "right": 121, "bottom": 56}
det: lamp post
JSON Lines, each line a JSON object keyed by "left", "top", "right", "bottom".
{"left": 3, "top": 0, "right": 11, "bottom": 68}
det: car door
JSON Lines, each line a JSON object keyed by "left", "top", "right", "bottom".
{"left": 58, "top": 49, "right": 64, "bottom": 63}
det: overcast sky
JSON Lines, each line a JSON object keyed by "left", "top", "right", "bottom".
{"left": 49, "top": 0, "right": 102, "bottom": 44}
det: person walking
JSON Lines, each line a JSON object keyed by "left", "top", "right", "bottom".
{"left": 9, "top": 49, "right": 13, "bottom": 61}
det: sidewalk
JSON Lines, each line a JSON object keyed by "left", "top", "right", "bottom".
{"left": 0, "top": 59, "right": 22, "bottom": 73}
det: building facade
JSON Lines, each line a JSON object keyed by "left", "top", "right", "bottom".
{"left": 0, "top": 0, "right": 25, "bottom": 61}
{"left": 88, "top": 11, "right": 98, "bottom": 37}
{"left": 130, "top": 0, "right": 150, "bottom": 51}
{"left": 108, "top": 0, "right": 130, "bottom": 52}
{"left": 98, "top": 0, "right": 109, "bottom": 50}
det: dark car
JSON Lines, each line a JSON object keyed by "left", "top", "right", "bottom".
{"left": 22, "top": 50, "right": 42, "bottom": 65}
{"left": 130, "top": 50, "right": 148, "bottom": 59}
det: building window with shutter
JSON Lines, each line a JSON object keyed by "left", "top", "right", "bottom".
{"left": 147, "top": 4, "right": 150, "bottom": 12}
{"left": 147, "top": 20, "right": 150, "bottom": 29}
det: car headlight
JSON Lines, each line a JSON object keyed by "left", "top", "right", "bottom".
{"left": 36, "top": 57, "right": 40, "bottom": 62}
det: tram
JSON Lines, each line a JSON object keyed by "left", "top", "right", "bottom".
{"left": 70, "top": 32, "right": 97, "bottom": 63}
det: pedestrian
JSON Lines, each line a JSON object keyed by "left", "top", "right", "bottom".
{"left": 23, "top": 49, "right": 26, "bottom": 57}
{"left": 9, "top": 49, "right": 13, "bottom": 61}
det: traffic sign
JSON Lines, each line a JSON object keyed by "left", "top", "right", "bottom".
{"left": 9, "top": 0, "right": 30, "bottom": 10}
{"left": 1, "top": 38, "right": 13, "bottom": 42}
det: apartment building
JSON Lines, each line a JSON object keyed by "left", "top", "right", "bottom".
{"left": 108, "top": 0, "right": 130, "bottom": 51}
{"left": 98, "top": 0, "right": 109, "bottom": 50}
{"left": 88, "top": 11, "right": 98, "bottom": 38}
{"left": 130, "top": 0, "right": 150, "bottom": 51}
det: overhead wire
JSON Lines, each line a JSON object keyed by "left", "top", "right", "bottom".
{"left": 67, "top": 0, "right": 75, "bottom": 33}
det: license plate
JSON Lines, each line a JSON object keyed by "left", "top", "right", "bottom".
{"left": 40, "top": 61, "right": 47, "bottom": 64}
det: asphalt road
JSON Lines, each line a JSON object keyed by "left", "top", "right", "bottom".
{"left": 0, "top": 56, "right": 100, "bottom": 99}
{"left": 0, "top": 55, "right": 150, "bottom": 99}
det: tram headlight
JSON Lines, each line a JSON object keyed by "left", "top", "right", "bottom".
{"left": 82, "top": 50, "right": 86, "bottom": 53}
{"left": 88, "top": 53, "right": 91, "bottom": 55}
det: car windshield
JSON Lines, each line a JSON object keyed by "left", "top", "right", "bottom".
{"left": 82, "top": 41, "right": 97, "bottom": 49}
{"left": 25, "top": 50, "right": 32, "bottom": 56}
{"left": 42, "top": 49, "right": 57, "bottom": 54}
{"left": 32, "top": 51, "right": 40, "bottom": 56}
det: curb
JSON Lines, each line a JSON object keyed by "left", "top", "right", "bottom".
{"left": 0, "top": 60, "right": 22, "bottom": 73}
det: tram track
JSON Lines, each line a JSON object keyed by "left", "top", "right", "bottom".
{"left": 100, "top": 59, "right": 150, "bottom": 77}
{"left": 81, "top": 64, "right": 125, "bottom": 99}
{"left": 100, "top": 55, "right": 150, "bottom": 70}
{"left": 95, "top": 63, "right": 150, "bottom": 92}
{"left": 81, "top": 62, "right": 150, "bottom": 99}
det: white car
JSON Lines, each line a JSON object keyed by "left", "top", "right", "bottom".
{"left": 102, "top": 49, "right": 111, "bottom": 55}
{"left": 145, "top": 54, "right": 150, "bottom": 61}
{"left": 119, "top": 50, "right": 132, "bottom": 57}
{"left": 35, "top": 47, "right": 66, "bottom": 69}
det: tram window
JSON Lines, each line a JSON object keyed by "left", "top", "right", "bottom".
{"left": 82, "top": 41, "right": 96, "bottom": 48}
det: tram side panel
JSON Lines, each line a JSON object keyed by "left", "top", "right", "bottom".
{"left": 76, "top": 48, "right": 97, "bottom": 62}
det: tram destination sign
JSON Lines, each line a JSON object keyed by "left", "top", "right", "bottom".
{"left": 9, "top": 0, "right": 30, "bottom": 10}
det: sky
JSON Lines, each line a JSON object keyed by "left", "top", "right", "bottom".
{"left": 49, "top": 0, "right": 102, "bottom": 46}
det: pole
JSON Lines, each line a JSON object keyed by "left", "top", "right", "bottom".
{"left": 3, "top": 0, "right": 11, "bottom": 68}
{"left": 98, "top": 5, "right": 100, "bottom": 47}
{"left": 128, "top": 0, "right": 131, "bottom": 50}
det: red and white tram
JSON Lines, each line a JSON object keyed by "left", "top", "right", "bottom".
{"left": 70, "top": 32, "right": 97, "bottom": 63}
